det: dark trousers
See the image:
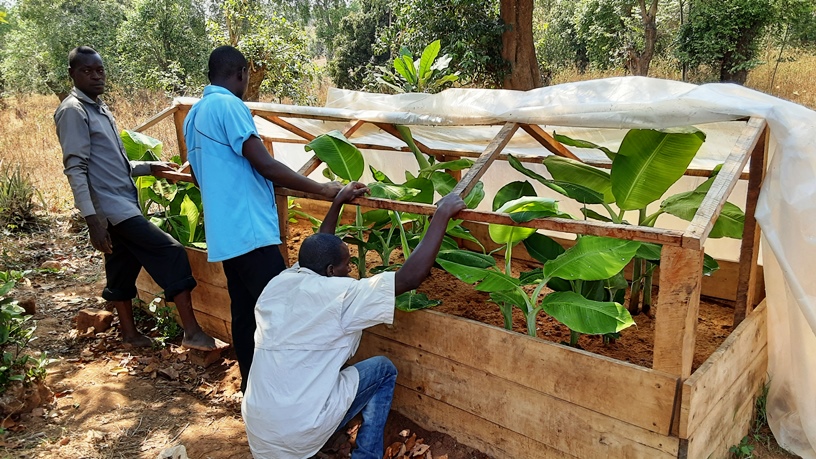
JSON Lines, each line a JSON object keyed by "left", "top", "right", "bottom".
{"left": 221, "top": 245, "right": 286, "bottom": 392}
{"left": 103, "top": 215, "right": 196, "bottom": 302}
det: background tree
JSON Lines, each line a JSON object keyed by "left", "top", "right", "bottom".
{"left": 676, "top": 0, "right": 773, "bottom": 83}
{"left": 117, "top": 0, "right": 210, "bottom": 95}
{"left": 328, "top": 0, "right": 393, "bottom": 89}
{"left": 501, "top": 0, "right": 541, "bottom": 89}
{"left": 0, "top": 0, "right": 126, "bottom": 99}
{"left": 207, "top": 0, "right": 315, "bottom": 103}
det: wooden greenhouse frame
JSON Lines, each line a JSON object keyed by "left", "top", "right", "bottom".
{"left": 136, "top": 98, "right": 769, "bottom": 459}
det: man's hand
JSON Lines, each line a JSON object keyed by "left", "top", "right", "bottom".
{"left": 149, "top": 162, "right": 178, "bottom": 175}
{"left": 335, "top": 182, "right": 369, "bottom": 204}
{"left": 320, "top": 181, "right": 343, "bottom": 199}
{"left": 85, "top": 214, "right": 112, "bottom": 254}
{"left": 434, "top": 193, "right": 467, "bottom": 220}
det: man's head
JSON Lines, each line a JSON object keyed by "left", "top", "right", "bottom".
{"left": 298, "top": 233, "right": 351, "bottom": 277}
{"left": 68, "top": 46, "right": 105, "bottom": 100}
{"left": 207, "top": 45, "right": 249, "bottom": 99}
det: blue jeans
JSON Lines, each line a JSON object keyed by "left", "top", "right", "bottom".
{"left": 336, "top": 356, "right": 397, "bottom": 459}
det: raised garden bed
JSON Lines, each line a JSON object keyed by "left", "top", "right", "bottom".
{"left": 135, "top": 97, "right": 769, "bottom": 459}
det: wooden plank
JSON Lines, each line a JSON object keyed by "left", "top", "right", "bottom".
{"left": 279, "top": 189, "right": 687, "bottom": 246}
{"left": 364, "top": 309, "right": 678, "bottom": 435}
{"left": 373, "top": 122, "right": 436, "bottom": 155}
{"left": 734, "top": 125, "right": 769, "bottom": 326}
{"left": 343, "top": 119, "right": 365, "bottom": 138}
{"left": 452, "top": 122, "right": 518, "bottom": 198}
{"left": 255, "top": 113, "right": 317, "bottom": 141}
{"left": 681, "top": 301, "right": 767, "bottom": 438}
{"left": 133, "top": 105, "right": 178, "bottom": 133}
{"left": 185, "top": 247, "right": 227, "bottom": 289}
{"left": 187, "top": 309, "right": 232, "bottom": 344}
{"left": 653, "top": 246, "right": 704, "bottom": 380}
{"left": 173, "top": 106, "right": 191, "bottom": 163}
{"left": 684, "top": 349, "right": 767, "bottom": 459}
{"left": 683, "top": 117, "right": 767, "bottom": 250}
{"left": 520, "top": 124, "right": 581, "bottom": 160}
{"left": 136, "top": 270, "right": 232, "bottom": 323}
{"left": 390, "top": 385, "right": 578, "bottom": 459}
{"left": 355, "top": 333, "right": 679, "bottom": 458}
{"left": 276, "top": 193, "right": 290, "bottom": 266}
{"left": 290, "top": 120, "right": 366, "bottom": 177}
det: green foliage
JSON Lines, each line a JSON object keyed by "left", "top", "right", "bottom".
{"left": 0, "top": 271, "right": 48, "bottom": 393}
{"left": 0, "top": 163, "right": 42, "bottom": 232}
{"left": 675, "top": 0, "right": 773, "bottom": 83}
{"left": 116, "top": 0, "right": 210, "bottom": 96}
{"left": 729, "top": 436, "right": 755, "bottom": 458}
{"left": 121, "top": 130, "right": 206, "bottom": 248}
{"left": 365, "top": 40, "right": 460, "bottom": 94}
{"left": 144, "top": 298, "right": 183, "bottom": 344}
{"left": 208, "top": 0, "right": 316, "bottom": 103}
{"left": 327, "top": 0, "right": 393, "bottom": 89}
{"left": 0, "top": 0, "right": 126, "bottom": 96}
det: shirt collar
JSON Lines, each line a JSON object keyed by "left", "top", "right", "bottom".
{"left": 70, "top": 87, "right": 105, "bottom": 107}
{"left": 203, "top": 85, "right": 239, "bottom": 98}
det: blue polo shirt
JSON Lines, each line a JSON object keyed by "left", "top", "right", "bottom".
{"left": 184, "top": 85, "right": 281, "bottom": 262}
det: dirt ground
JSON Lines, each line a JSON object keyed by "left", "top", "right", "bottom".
{"left": 0, "top": 215, "right": 797, "bottom": 459}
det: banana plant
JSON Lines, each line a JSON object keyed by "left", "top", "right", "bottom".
{"left": 508, "top": 127, "right": 744, "bottom": 315}
{"left": 370, "top": 39, "right": 460, "bottom": 94}
{"left": 122, "top": 130, "right": 205, "bottom": 248}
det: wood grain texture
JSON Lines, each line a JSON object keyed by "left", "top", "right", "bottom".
{"left": 520, "top": 124, "right": 580, "bottom": 160}
{"left": 452, "top": 122, "right": 518, "bottom": 197}
{"left": 133, "top": 105, "right": 177, "bottom": 133}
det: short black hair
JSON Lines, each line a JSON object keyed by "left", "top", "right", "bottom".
{"left": 68, "top": 46, "right": 99, "bottom": 68}
{"left": 208, "top": 45, "right": 247, "bottom": 82}
{"left": 298, "top": 233, "right": 346, "bottom": 276}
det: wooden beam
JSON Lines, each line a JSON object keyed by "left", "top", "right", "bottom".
{"left": 293, "top": 120, "right": 368, "bottom": 177}
{"left": 343, "top": 119, "right": 366, "bottom": 138}
{"left": 133, "top": 105, "right": 178, "bottom": 133}
{"left": 278, "top": 188, "right": 688, "bottom": 246}
{"left": 372, "top": 122, "right": 435, "bottom": 155}
{"left": 733, "top": 124, "right": 769, "bottom": 326}
{"left": 276, "top": 194, "right": 290, "bottom": 266}
{"left": 255, "top": 113, "right": 317, "bottom": 141}
{"left": 173, "top": 106, "right": 191, "bottom": 163}
{"left": 653, "top": 246, "right": 704, "bottom": 382}
{"left": 452, "top": 122, "right": 518, "bottom": 197}
{"left": 520, "top": 124, "right": 581, "bottom": 160}
{"left": 682, "top": 117, "right": 767, "bottom": 250}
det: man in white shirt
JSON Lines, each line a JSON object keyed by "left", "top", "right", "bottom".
{"left": 242, "top": 183, "right": 466, "bottom": 459}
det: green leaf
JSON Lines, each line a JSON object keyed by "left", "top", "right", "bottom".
{"left": 121, "top": 130, "right": 162, "bottom": 161}
{"left": 543, "top": 236, "right": 641, "bottom": 281}
{"left": 464, "top": 181, "right": 485, "bottom": 209}
{"left": 436, "top": 249, "right": 496, "bottom": 269}
{"left": 541, "top": 291, "right": 635, "bottom": 335}
{"left": 418, "top": 40, "right": 441, "bottom": 84}
{"left": 394, "top": 55, "right": 417, "bottom": 85}
{"left": 703, "top": 253, "right": 720, "bottom": 276}
{"left": 519, "top": 268, "right": 545, "bottom": 285}
{"left": 611, "top": 128, "right": 706, "bottom": 210}
{"left": 402, "top": 178, "right": 434, "bottom": 204}
{"left": 542, "top": 156, "right": 614, "bottom": 203}
{"left": 489, "top": 197, "right": 560, "bottom": 244}
{"left": 523, "top": 232, "right": 565, "bottom": 263}
{"left": 660, "top": 191, "right": 745, "bottom": 239}
{"left": 580, "top": 208, "right": 612, "bottom": 222}
{"left": 368, "top": 183, "right": 420, "bottom": 201}
{"left": 369, "top": 166, "right": 394, "bottom": 184}
{"left": 493, "top": 181, "right": 536, "bottom": 211}
{"left": 541, "top": 180, "right": 606, "bottom": 205}
{"left": 179, "top": 195, "right": 199, "bottom": 244}
{"left": 474, "top": 270, "right": 520, "bottom": 292}
{"left": 420, "top": 158, "right": 475, "bottom": 173}
{"left": 507, "top": 154, "right": 549, "bottom": 185}
{"left": 490, "top": 289, "right": 529, "bottom": 313}
{"left": 430, "top": 171, "right": 457, "bottom": 195}
{"left": 553, "top": 132, "right": 617, "bottom": 160}
{"left": 395, "top": 125, "right": 431, "bottom": 171}
{"left": 636, "top": 243, "right": 662, "bottom": 261}
{"left": 305, "top": 131, "right": 364, "bottom": 181}
{"left": 396, "top": 291, "right": 441, "bottom": 312}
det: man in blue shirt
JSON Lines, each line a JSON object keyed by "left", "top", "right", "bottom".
{"left": 184, "top": 45, "right": 341, "bottom": 391}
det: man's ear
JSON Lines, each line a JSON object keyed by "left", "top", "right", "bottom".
{"left": 237, "top": 66, "right": 246, "bottom": 81}
{"left": 325, "top": 264, "right": 335, "bottom": 277}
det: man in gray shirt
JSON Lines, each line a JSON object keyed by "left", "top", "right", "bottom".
{"left": 55, "top": 46, "right": 226, "bottom": 351}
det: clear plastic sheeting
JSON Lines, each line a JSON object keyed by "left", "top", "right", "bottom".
{"left": 194, "top": 76, "right": 815, "bottom": 457}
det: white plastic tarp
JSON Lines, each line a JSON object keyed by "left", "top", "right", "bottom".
{"left": 249, "top": 76, "right": 815, "bottom": 457}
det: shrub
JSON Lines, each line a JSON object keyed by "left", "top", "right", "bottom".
{"left": 0, "top": 271, "right": 47, "bottom": 393}
{"left": 0, "top": 163, "right": 42, "bottom": 231}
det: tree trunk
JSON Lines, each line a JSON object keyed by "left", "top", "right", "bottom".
{"left": 500, "top": 0, "right": 541, "bottom": 90}
{"left": 625, "top": 0, "right": 658, "bottom": 76}
{"left": 244, "top": 63, "right": 266, "bottom": 102}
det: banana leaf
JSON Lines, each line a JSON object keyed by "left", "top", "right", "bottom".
{"left": 543, "top": 236, "right": 641, "bottom": 281}
{"left": 489, "top": 197, "right": 560, "bottom": 244}
{"left": 493, "top": 181, "right": 536, "bottom": 211}
{"left": 396, "top": 291, "right": 441, "bottom": 312}
{"left": 541, "top": 291, "right": 635, "bottom": 335}
{"left": 660, "top": 191, "right": 745, "bottom": 239}
{"left": 305, "top": 131, "right": 364, "bottom": 181}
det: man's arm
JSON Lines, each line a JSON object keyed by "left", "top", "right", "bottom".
{"left": 319, "top": 182, "right": 369, "bottom": 234}
{"left": 55, "top": 103, "right": 113, "bottom": 254}
{"left": 394, "top": 194, "right": 466, "bottom": 296}
{"left": 242, "top": 136, "right": 342, "bottom": 199}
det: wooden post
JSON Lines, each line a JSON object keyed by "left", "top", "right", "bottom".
{"left": 733, "top": 125, "right": 769, "bottom": 326}
{"left": 653, "top": 245, "right": 704, "bottom": 380}
{"left": 452, "top": 122, "right": 518, "bottom": 197}
{"left": 173, "top": 106, "right": 191, "bottom": 163}
{"left": 520, "top": 124, "right": 581, "bottom": 160}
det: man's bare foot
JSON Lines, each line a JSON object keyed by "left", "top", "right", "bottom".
{"left": 182, "top": 330, "right": 230, "bottom": 351}
{"left": 122, "top": 334, "right": 154, "bottom": 348}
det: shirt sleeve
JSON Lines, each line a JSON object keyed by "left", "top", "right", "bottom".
{"left": 55, "top": 102, "right": 96, "bottom": 217}
{"left": 221, "top": 98, "right": 260, "bottom": 156}
{"left": 129, "top": 161, "right": 153, "bottom": 177}
{"left": 340, "top": 272, "right": 396, "bottom": 333}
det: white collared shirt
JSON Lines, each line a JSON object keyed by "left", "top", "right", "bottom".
{"left": 242, "top": 264, "right": 396, "bottom": 459}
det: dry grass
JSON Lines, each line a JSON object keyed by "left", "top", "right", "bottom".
{"left": 2, "top": 54, "right": 815, "bottom": 214}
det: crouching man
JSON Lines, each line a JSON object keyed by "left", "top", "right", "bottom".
{"left": 242, "top": 182, "right": 466, "bottom": 459}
